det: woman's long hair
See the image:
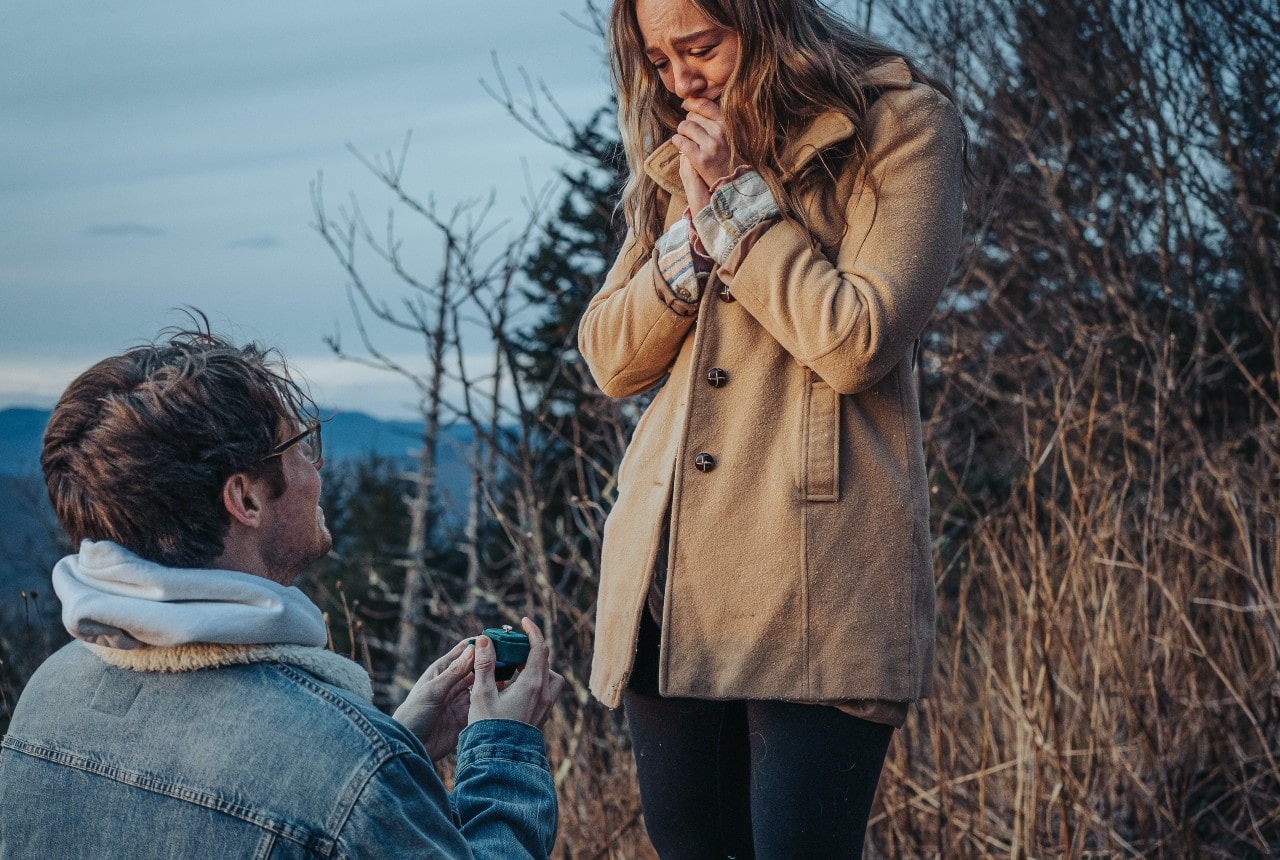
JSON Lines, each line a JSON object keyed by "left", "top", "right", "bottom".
{"left": 609, "top": 0, "right": 953, "bottom": 255}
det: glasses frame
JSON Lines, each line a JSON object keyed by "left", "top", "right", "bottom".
{"left": 259, "top": 421, "right": 323, "bottom": 466}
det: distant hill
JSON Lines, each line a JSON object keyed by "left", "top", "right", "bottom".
{"left": 0, "top": 473, "right": 65, "bottom": 629}
{"left": 0, "top": 410, "right": 67, "bottom": 608}
{"left": 0, "top": 408, "right": 49, "bottom": 479}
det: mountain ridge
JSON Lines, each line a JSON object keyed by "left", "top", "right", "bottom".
{"left": 0, "top": 407, "right": 471, "bottom": 477}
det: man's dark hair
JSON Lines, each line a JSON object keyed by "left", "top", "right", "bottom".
{"left": 41, "top": 317, "right": 318, "bottom": 568}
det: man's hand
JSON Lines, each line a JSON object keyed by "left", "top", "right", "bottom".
{"left": 468, "top": 617, "right": 564, "bottom": 728}
{"left": 393, "top": 638, "right": 475, "bottom": 762}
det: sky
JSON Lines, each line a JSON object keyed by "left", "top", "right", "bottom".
{"left": 2, "top": 0, "right": 871, "bottom": 420}
{"left": 0, "top": 0, "right": 614, "bottom": 419}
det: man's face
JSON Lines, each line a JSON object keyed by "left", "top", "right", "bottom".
{"left": 260, "top": 428, "right": 332, "bottom": 584}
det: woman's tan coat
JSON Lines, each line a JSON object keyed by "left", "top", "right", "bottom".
{"left": 579, "top": 60, "right": 965, "bottom": 709}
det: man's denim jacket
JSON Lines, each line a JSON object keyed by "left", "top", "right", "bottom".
{"left": 0, "top": 641, "right": 557, "bottom": 858}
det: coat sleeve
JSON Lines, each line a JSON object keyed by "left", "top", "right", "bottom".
{"left": 713, "top": 85, "right": 965, "bottom": 395}
{"left": 577, "top": 226, "right": 699, "bottom": 398}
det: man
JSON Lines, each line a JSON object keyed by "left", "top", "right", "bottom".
{"left": 0, "top": 323, "right": 563, "bottom": 859}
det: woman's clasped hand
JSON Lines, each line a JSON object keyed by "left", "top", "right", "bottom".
{"left": 673, "top": 98, "right": 735, "bottom": 210}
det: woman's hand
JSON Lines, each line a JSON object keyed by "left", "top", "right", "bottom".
{"left": 679, "top": 155, "right": 712, "bottom": 213}
{"left": 392, "top": 638, "right": 476, "bottom": 762}
{"left": 468, "top": 617, "right": 565, "bottom": 729}
{"left": 672, "top": 98, "right": 735, "bottom": 191}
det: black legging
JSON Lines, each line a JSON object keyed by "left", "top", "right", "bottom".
{"left": 624, "top": 611, "right": 893, "bottom": 859}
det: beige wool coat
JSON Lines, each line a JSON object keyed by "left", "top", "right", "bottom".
{"left": 579, "top": 59, "right": 965, "bottom": 710}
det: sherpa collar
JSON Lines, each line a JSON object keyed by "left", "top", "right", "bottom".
{"left": 86, "top": 641, "right": 374, "bottom": 702}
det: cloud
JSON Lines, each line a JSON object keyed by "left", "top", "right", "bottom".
{"left": 227, "top": 234, "right": 281, "bottom": 249}
{"left": 0, "top": 359, "right": 89, "bottom": 408}
{"left": 295, "top": 350, "right": 508, "bottom": 422}
{"left": 83, "top": 223, "right": 164, "bottom": 237}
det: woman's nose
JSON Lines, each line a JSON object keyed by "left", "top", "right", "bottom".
{"left": 670, "top": 61, "right": 704, "bottom": 98}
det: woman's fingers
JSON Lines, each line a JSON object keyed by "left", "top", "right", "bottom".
{"left": 677, "top": 114, "right": 718, "bottom": 149}
{"left": 682, "top": 97, "right": 723, "bottom": 121}
{"left": 673, "top": 112, "right": 732, "bottom": 187}
{"left": 678, "top": 155, "right": 712, "bottom": 212}
{"left": 676, "top": 114, "right": 725, "bottom": 165}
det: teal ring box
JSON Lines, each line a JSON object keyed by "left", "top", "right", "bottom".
{"left": 473, "top": 625, "right": 530, "bottom": 681}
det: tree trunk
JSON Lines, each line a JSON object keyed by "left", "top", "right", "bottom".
{"left": 390, "top": 241, "right": 452, "bottom": 704}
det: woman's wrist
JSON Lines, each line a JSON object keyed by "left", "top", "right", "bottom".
{"left": 707, "top": 165, "right": 753, "bottom": 195}
{"left": 653, "top": 216, "right": 705, "bottom": 313}
{"left": 692, "top": 169, "right": 780, "bottom": 264}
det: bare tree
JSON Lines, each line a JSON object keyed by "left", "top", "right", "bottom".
{"left": 303, "top": 0, "right": 1279, "bottom": 855}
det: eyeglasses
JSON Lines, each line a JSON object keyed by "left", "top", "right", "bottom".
{"left": 259, "top": 421, "right": 323, "bottom": 466}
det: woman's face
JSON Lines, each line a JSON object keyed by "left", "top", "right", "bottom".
{"left": 634, "top": 0, "right": 740, "bottom": 103}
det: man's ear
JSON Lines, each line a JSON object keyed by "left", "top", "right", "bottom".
{"left": 222, "top": 472, "right": 267, "bottom": 528}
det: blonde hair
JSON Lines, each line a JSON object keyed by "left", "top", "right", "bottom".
{"left": 609, "top": 0, "right": 949, "bottom": 254}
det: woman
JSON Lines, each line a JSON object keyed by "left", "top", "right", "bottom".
{"left": 578, "top": 0, "right": 965, "bottom": 855}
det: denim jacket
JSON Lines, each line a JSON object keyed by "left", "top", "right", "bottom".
{"left": 0, "top": 642, "right": 557, "bottom": 859}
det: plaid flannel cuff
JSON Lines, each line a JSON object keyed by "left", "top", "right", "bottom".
{"left": 654, "top": 216, "right": 705, "bottom": 304}
{"left": 691, "top": 170, "right": 779, "bottom": 264}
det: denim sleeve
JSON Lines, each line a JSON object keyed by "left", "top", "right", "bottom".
{"left": 333, "top": 719, "right": 556, "bottom": 860}
{"left": 453, "top": 719, "right": 558, "bottom": 860}
{"left": 334, "top": 748, "right": 477, "bottom": 859}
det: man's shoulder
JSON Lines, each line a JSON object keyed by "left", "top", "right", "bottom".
{"left": 4, "top": 643, "right": 428, "bottom": 836}
{"left": 6, "top": 640, "right": 101, "bottom": 711}
{"left": 8, "top": 642, "right": 418, "bottom": 776}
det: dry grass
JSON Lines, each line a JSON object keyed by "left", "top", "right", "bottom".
{"left": 867, "top": 345, "right": 1279, "bottom": 857}
{"left": 525, "top": 340, "right": 1279, "bottom": 858}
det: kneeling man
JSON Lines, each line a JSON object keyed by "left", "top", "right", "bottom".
{"left": 0, "top": 323, "right": 563, "bottom": 859}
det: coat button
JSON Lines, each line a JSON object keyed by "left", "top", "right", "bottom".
{"left": 718, "top": 283, "right": 735, "bottom": 302}
{"left": 694, "top": 453, "right": 716, "bottom": 472}
{"left": 676, "top": 286, "right": 692, "bottom": 300}
{"left": 706, "top": 368, "right": 728, "bottom": 388}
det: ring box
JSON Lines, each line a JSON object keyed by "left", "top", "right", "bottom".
{"left": 478, "top": 625, "right": 530, "bottom": 681}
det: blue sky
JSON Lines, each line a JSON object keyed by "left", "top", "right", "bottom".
{"left": 2, "top": 0, "right": 872, "bottom": 419}
{"left": 0, "top": 0, "right": 613, "bottom": 418}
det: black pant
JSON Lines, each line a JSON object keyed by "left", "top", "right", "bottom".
{"left": 624, "top": 612, "right": 893, "bottom": 859}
